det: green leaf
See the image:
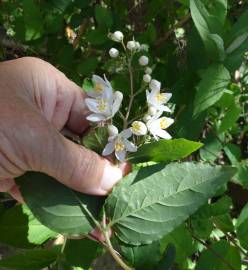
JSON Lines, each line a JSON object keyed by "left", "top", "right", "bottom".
{"left": 193, "top": 64, "right": 231, "bottom": 115}
{"left": 82, "top": 127, "right": 108, "bottom": 154}
{"left": 196, "top": 240, "right": 241, "bottom": 270}
{"left": 0, "top": 249, "right": 57, "bottom": 270}
{"left": 95, "top": 5, "right": 113, "bottom": 29}
{"left": 129, "top": 139, "right": 203, "bottom": 163}
{"left": 64, "top": 238, "right": 100, "bottom": 268}
{"left": 23, "top": 0, "right": 44, "bottom": 41}
{"left": 17, "top": 172, "right": 104, "bottom": 235}
{"left": 160, "top": 224, "right": 196, "bottom": 267}
{"left": 120, "top": 241, "right": 161, "bottom": 270}
{"left": 200, "top": 133, "right": 222, "bottom": 162}
{"left": 218, "top": 104, "right": 241, "bottom": 133}
{"left": 155, "top": 244, "right": 175, "bottom": 270}
{"left": 236, "top": 203, "right": 248, "bottom": 250}
{"left": 105, "top": 162, "right": 235, "bottom": 245}
{"left": 224, "top": 143, "right": 241, "bottom": 165}
{"left": 0, "top": 205, "right": 56, "bottom": 248}
{"left": 190, "top": 0, "right": 225, "bottom": 60}
{"left": 225, "top": 9, "right": 248, "bottom": 71}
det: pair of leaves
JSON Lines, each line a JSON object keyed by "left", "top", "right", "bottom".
{"left": 16, "top": 162, "right": 235, "bottom": 248}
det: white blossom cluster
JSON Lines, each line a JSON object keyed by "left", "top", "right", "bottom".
{"left": 85, "top": 31, "right": 174, "bottom": 161}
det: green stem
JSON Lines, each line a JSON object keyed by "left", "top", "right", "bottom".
{"left": 124, "top": 56, "right": 134, "bottom": 129}
{"left": 102, "top": 210, "right": 133, "bottom": 270}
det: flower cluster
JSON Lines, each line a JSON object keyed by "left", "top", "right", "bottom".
{"left": 84, "top": 31, "right": 174, "bottom": 161}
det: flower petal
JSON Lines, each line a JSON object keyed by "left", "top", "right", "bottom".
{"left": 112, "top": 91, "right": 123, "bottom": 116}
{"left": 115, "top": 150, "right": 126, "bottom": 161}
{"left": 85, "top": 98, "right": 100, "bottom": 113}
{"left": 86, "top": 113, "right": 106, "bottom": 122}
{"left": 123, "top": 139, "right": 137, "bottom": 152}
{"left": 120, "top": 128, "right": 132, "bottom": 139}
{"left": 154, "top": 129, "right": 172, "bottom": 139}
{"left": 159, "top": 105, "right": 172, "bottom": 113}
{"left": 92, "top": 75, "right": 107, "bottom": 86}
{"left": 102, "top": 141, "right": 115, "bottom": 156}
{"left": 160, "top": 117, "right": 174, "bottom": 129}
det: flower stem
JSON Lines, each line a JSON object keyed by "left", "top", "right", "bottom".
{"left": 124, "top": 56, "right": 134, "bottom": 129}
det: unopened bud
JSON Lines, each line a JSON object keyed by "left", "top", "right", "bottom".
{"left": 143, "top": 74, "right": 151, "bottom": 83}
{"left": 109, "top": 48, "right": 119, "bottom": 58}
{"left": 143, "top": 114, "right": 152, "bottom": 122}
{"left": 145, "top": 67, "right": 152, "bottom": 75}
{"left": 112, "top": 31, "right": 124, "bottom": 42}
{"left": 127, "top": 41, "right": 136, "bottom": 51}
{"left": 139, "top": 55, "right": 149, "bottom": 66}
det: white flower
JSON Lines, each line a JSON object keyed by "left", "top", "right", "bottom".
{"left": 143, "top": 74, "right": 151, "bottom": 83}
{"left": 87, "top": 74, "right": 112, "bottom": 99}
{"left": 102, "top": 127, "right": 137, "bottom": 161}
{"left": 127, "top": 40, "right": 136, "bottom": 51}
{"left": 109, "top": 48, "right": 119, "bottom": 58}
{"left": 147, "top": 112, "right": 174, "bottom": 140}
{"left": 86, "top": 91, "right": 123, "bottom": 122}
{"left": 146, "top": 79, "right": 172, "bottom": 113}
{"left": 139, "top": 55, "right": 149, "bottom": 66}
{"left": 131, "top": 121, "right": 147, "bottom": 136}
{"left": 112, "top": 31, "right": 124, "bottom": 42}
{"left": 145, "top": 67, "right": 152, "bottom": 75}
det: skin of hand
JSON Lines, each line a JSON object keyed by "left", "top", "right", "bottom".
{"left": 0, "top": 57, "right": 129, "bottom": 202}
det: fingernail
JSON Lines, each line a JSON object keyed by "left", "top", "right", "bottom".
{"left": 100, "top": 160, "right": 122, "bottom": 193}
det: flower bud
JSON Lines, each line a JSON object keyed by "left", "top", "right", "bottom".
{"left": 112, "top": 31, "right": 124, "bottom": 42}
{"left": 149, "top": 79, "right": 161, "bottom": 91}
{"left": 139, "top": 55, "right": 149, "bottom": 66}
{"left": 135, "top": 41, "right": 141, "bottom": 50}
{"left": 143, "top": 114, "right": 152, "bottom": 122}
{"left": 143, "top": 74, "right": 151, "bottom": 83}
{"left": 148, "top": 106, "right": 157, "bottom": 115}
{"left": 127, "top": 40, "right": 136, "bottom": 51}
{"left": 131, "top": 121, "right": 147, "bottom": 136}
{"left": 140, "top": 44, "right": 149, "bottom": 51}
{"left": 108, "top": 125, "right": 118, "bottom": 137}
{"left": 109, "top": 48, "right": 119, "bottom": 58}
{"left": 145, "top": 67, "right": 152, "bottom": 75}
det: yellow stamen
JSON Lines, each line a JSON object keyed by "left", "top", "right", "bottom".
{"left": 97, "top": 99, "right": 107, "bottom": 112}
{"left": 160, "top": 118, "right": 168, "bottom": 129}
{"left": 94, "top": 83, "right": 104, "bottom": 93}
{"left": 131, "top": 122, "right": 141, "bottom": 133}
{"left": 155, "top": 93, "right": 166, "bottom": 103}
{"left": 115, "top": 141, "right": 125, "bottom": 152}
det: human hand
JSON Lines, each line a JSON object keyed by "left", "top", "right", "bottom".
{"left": 0, "top": 57, "right": 128, "bottom": 202}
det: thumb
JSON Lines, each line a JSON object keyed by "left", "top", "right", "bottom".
{"left": 40, "top": 131, "right": 123, "bottom": 195}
